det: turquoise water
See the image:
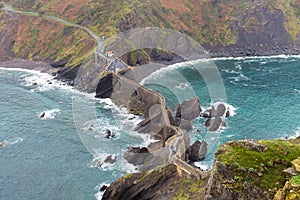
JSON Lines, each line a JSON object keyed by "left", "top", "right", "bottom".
{"left": 0, "top": 69, "right": 145, "bottom": 200}
{"left": 143, "top": 56, "right": 300, "bottom": 167}
{"left": 0, "top": 56, "right": 300, "bottom": 199}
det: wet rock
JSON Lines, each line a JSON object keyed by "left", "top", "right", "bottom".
{"left": 225, "top": 110, "right": 231, "bottom": 118}
{"left": 187, "top": 140, "right": 208, "bottom": 162}
{"left": 211, "top": 103, "right": 226, "bottom": 117}
{"left": 104, "top": 129, "right": 115, "bottom": 139}
{"left": 103, "top": 154, "right": 117, "bottom": 164}
{"left": 100, "top": 185, "right": 108, "bottom": 192}
{"left": 204, "top": 119, "right": 211, "bottom": 127}
{"left": 175, "top": 97, "right": 201, "bottom": 121}
{"left": 208, "top": 116, "right": 222, "bottom": 131}
{"left": 94, "top": 155, "right": 117, "bottom": 168}
{"left": 174, "top": 117, "right": 192, "bottom": 131}
{"left": 32, "top": 82, "right": 37, "bottom": 86}
{"left": 201, "top": 110, "right": 211, "bottom": 118}
{"left": 0, "top": 142, "right": 6, "bottom": 148}
{"left": 39, "top": 111, "right": 45, "bottom": 118}
{"left": 88, "top": 125, "right": 94, "bottom": 131}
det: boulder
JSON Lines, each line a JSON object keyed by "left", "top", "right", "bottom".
{"left": 0, "top": 142, "right": 6, "bottom": 148}
{"left": 208, "top": 116, "right": 222, "bottom": 131}
{"left": 174, "top": 117, "right": 192, "bottom": 131}
{"left": 211, "top": 103, "right": 226, "bottom": 117}
{"left": 204, "top": 119, "right": 211, "bottom": 127}
{"left": 201, "top": 110, "right": 211, "bottom": 118}
{"left": 175, "top": 97, "right": 201, "bottom": 121}
{"left": 39, "top": 111, "right": 45, "bottom": 118}
{"left": 225, "top": 110, "right": 230, "bottom": 117}
{"left": 100, "top": 185, "right": 108, "bottom": 192}
{"left": 187, "top": 140, "right": 208, "bottom": 162}
{"left": 123, "top": 147, "right": 152, "bottom": 166}
{"left": 93, "top": 154, "right": 117, "bottom": 168}
{"left": 103, "top": 154, "right": 117, "bottom": 164}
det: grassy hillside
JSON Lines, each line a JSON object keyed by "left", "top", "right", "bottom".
{"left": 0, "top": 9, "right": 96, "bottom": 66}
{"left": 3, "top": 0, "right": 300, "bottom": 46}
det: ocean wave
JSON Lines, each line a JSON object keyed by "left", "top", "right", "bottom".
{"left": 194, "top": 162, "right": 211, "bottom": 171}
{"left": 38, "top": 109, "right": 60, "bottom": 120}
{"left": 205, "top": 101, "right": 237, "bottom": 117}
{"left": 95, "top": 182, "right": 111, "bottom": 200}
{"left": 290, "top": 127, "right": 300, "bottom": 139}
{"left": 221, "top": 69, "right": 241, "bottom": 74}
{"left": 1, "top": 137, "right": 24, "bottom": 148}
{"left": 175, "top": 82, "right": 191, "bottom": 89}
{"left": 229, "top": 73, "right": 250, "bottom": 83}
{"left": 294, "top": 89, "right": 300, "bottom": 95}
{"left": 89, "top": 151, "right": 138, "bottom": 174}
{"left": 211, "top": 54, "right": 300, "bottom": 61}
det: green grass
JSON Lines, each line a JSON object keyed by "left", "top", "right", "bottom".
{"left": 290, "top": 175, "right": 300, "bottom": 186}
{"left": 216, "top": 139, "right": 300, "bottom": 196}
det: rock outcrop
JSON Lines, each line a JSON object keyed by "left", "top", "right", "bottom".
{"left": 187, "top": 140, "right": 208, "bottom": 162}
{"left": 103, "top": 138, "right": 300, "bottom": 200}
{"left": 102, "top": 164, "right": 207, "bottom": 200}
{"left": 206, "top": 139, "right": 300, "bottom": 199}
{"left": 175, "top": 97, "right": 201, "bottom": 121}
{"left": 123, "top": 147, "right": 152, "bottom": 166}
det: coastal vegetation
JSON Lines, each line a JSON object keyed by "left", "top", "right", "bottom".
{"left": 1, "top": 0, "right": 299, "bottom": 67}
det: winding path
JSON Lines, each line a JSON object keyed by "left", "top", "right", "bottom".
{"left": 3, "top": 4, "right": 103, "bottom": 53}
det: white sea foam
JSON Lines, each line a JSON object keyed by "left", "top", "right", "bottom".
{"left": 229, "top": 73, "right": 250, "bottom": 82}
{"left": 95, "top": 182, "right": 111, "bottom": 200}
{"left": 294, "top": 89, "right": 300, "bottom": 95}
{"left": 211, "top": 54, "right": 300, "bottom": 61}
{"left": 2, "top": 137, "right": 24, "bottom": 147}
{"left": 90, "top": 151, "right": 138, "bottom": 174}
{"left": 288, "top": 127, "right": 300, "bottom": 139}
{"left": 175, "top": 82, "right": 191, "bottom": 89}
{"left": 194, "top": 162, "right": 211, "bottom": 171}
{"left": 39, "top": 109, "right": 60, "bottom": 120}
{"left": 207, "top": 101, "right": 237, "bottom": 117}
{"left": 221, "top": 69, "right": 240, "bottom": 74}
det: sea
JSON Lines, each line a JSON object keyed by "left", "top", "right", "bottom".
{"left": 0, "top": 55, "right": 299, "bottom": 199}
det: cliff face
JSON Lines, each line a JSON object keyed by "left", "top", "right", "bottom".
{"left": 2, "top": 0, "right": 300, "bottom": 59}
{"left": 206, "top": 139, "right": 300, "bottom": 199}
{"left": 103, "top": 139, "right": 300, "bottom": 200}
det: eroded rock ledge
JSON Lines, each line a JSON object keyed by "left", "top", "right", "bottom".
{"left": 103, "top": 138, "right": 300, "bottom": 200}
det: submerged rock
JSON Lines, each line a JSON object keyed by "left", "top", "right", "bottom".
{"left": 104, "top": 129, "right": 115, "bottom": 139}
{"left": 0, "top": 142, "right": 6, "bottom": 148}
{"left": 39, "top": 111, "right": 45, "bottom": 118}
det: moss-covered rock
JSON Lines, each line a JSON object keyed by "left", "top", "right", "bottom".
{"left": 207, "top": 139, "right": 300, "bottom": 199}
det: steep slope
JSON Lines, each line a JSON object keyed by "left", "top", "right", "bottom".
{"left": 0, "top": 7, "right": 96, "bottom": 67}
{"left": 2, "top": 0, "right": 300, "bottom": 58}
